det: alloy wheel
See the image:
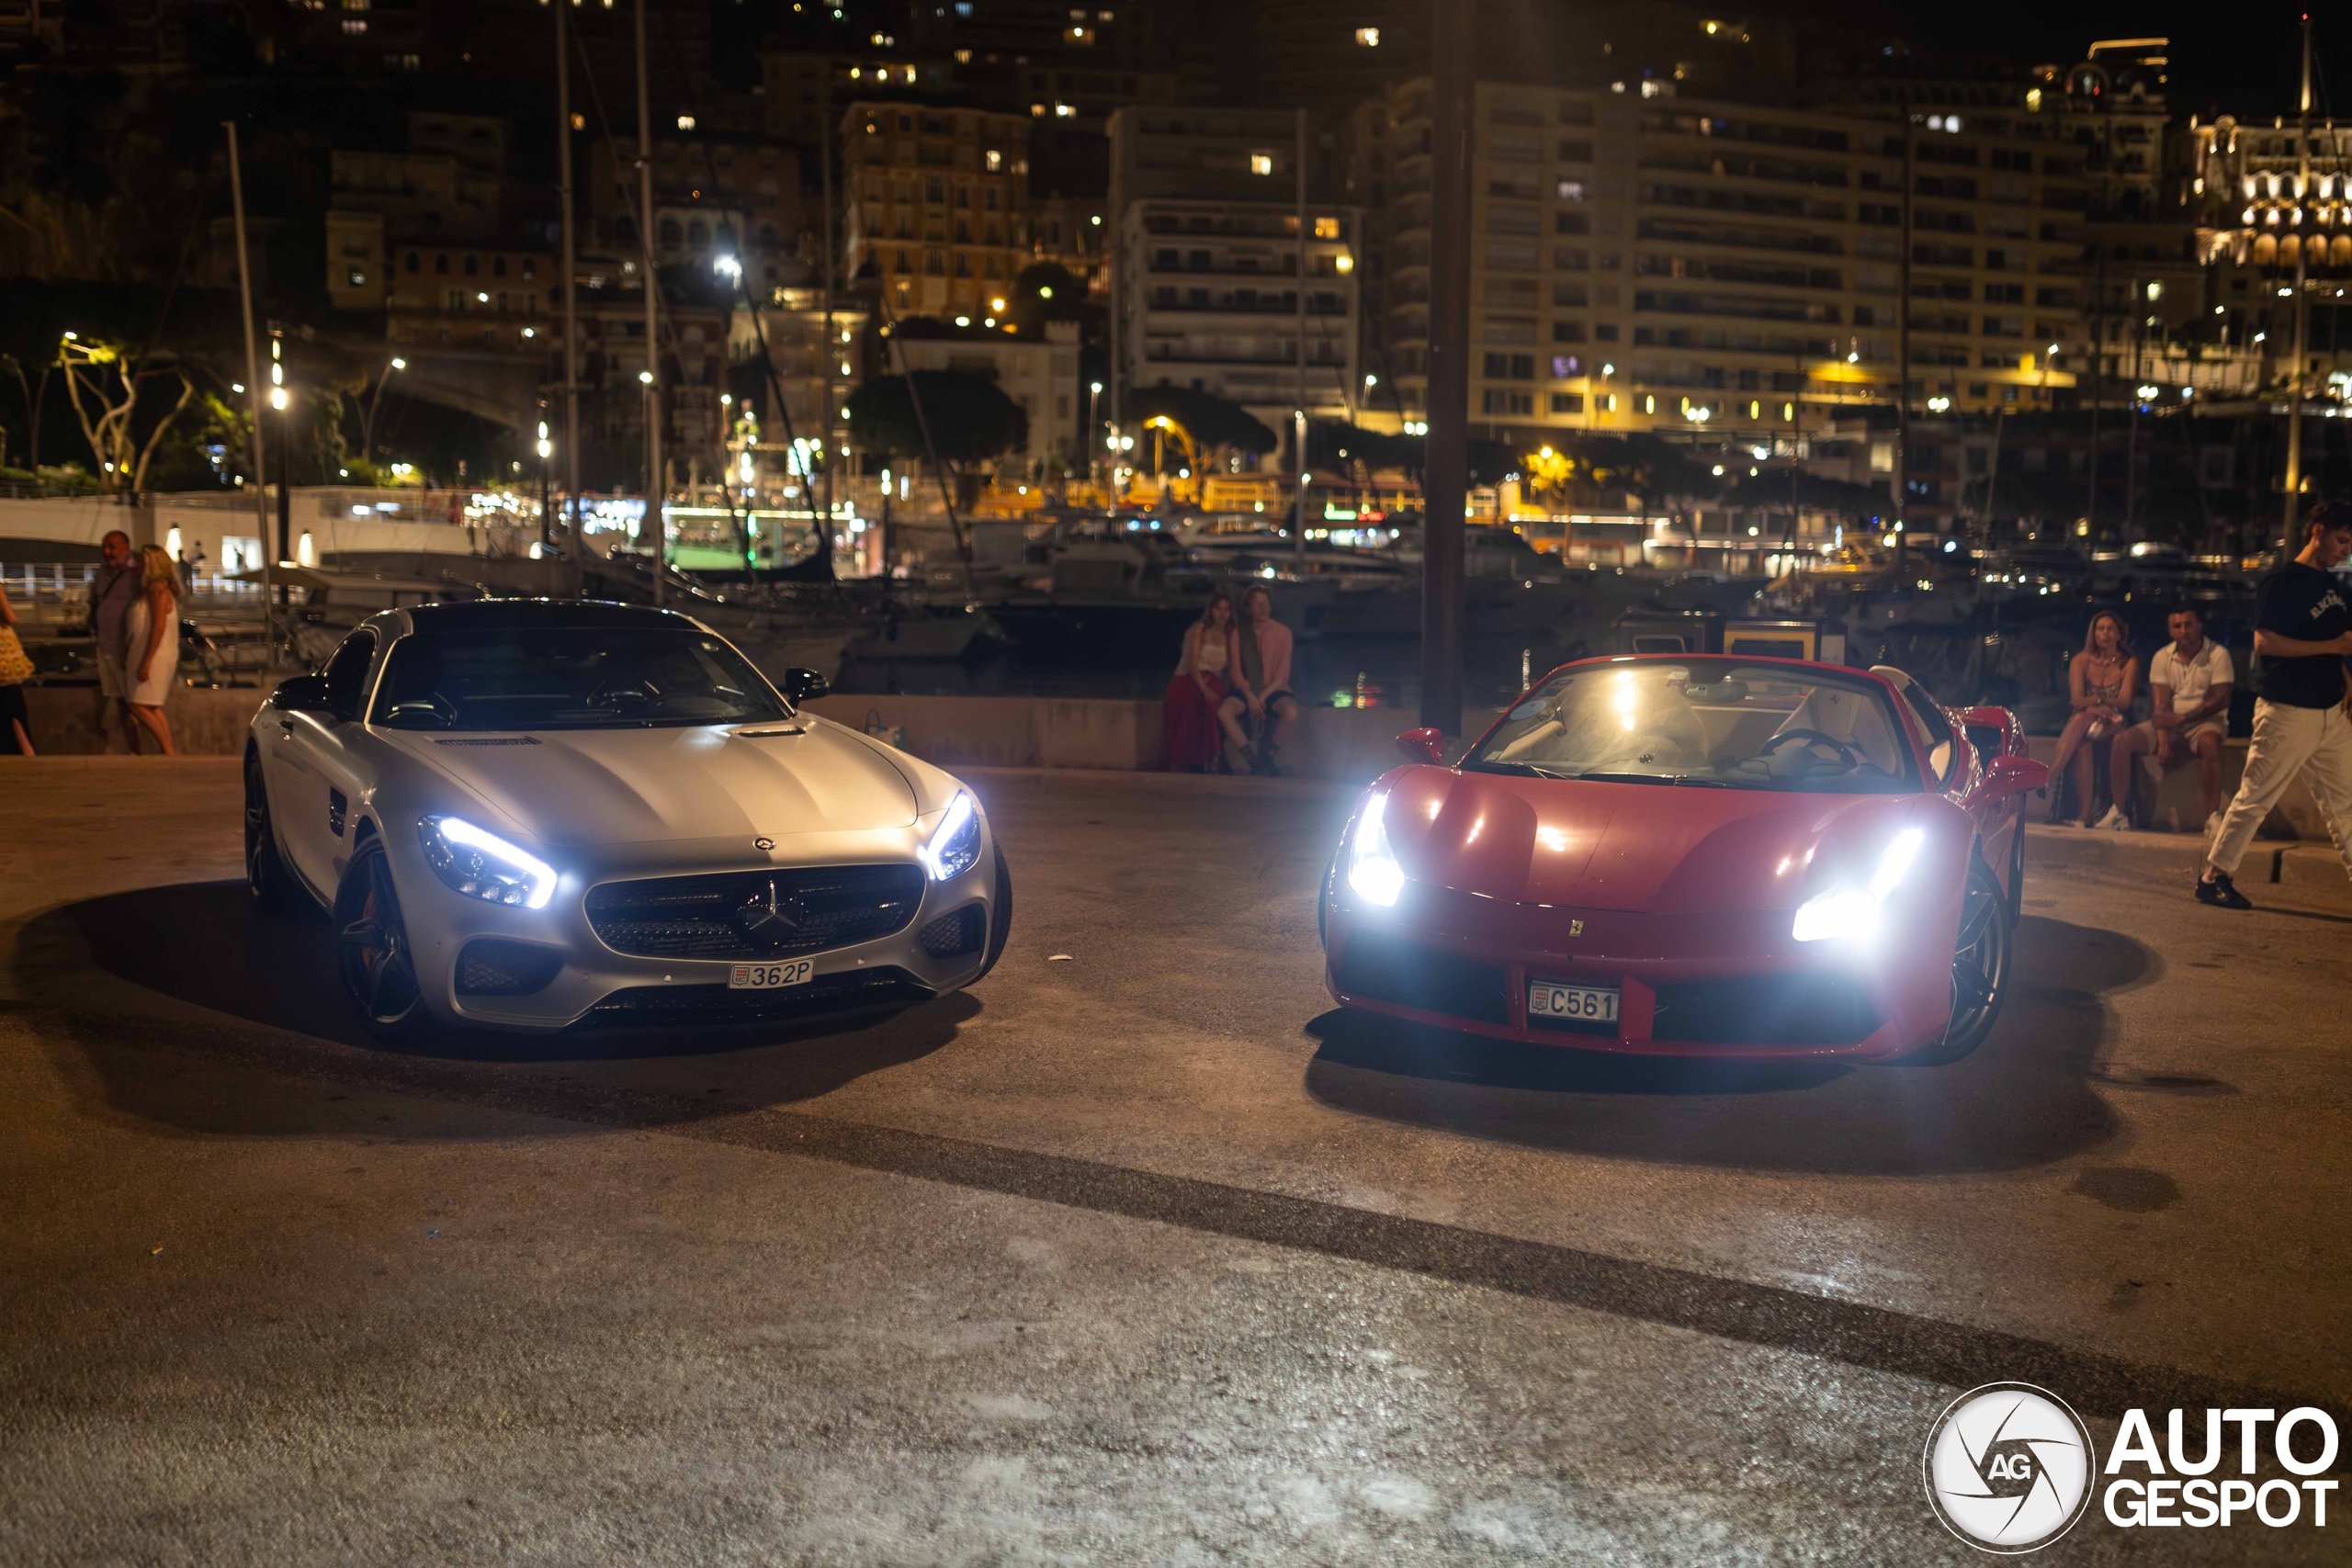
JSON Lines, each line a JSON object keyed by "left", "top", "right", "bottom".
{"left": 334, "top": 840, "right": 429, "bottom": 1036}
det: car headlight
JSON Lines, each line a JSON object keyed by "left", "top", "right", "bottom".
{"left": 918, "top": 790, "right": 981, "bottom": 882}
{"left": 419, "top": 816, "right": 556, "bottom": 908}
{"left": 1791, "top": 827, "right": 1923, "bottom": 942}
{"left": 1346, "top": 790, "right": 1405, "bottom": 907}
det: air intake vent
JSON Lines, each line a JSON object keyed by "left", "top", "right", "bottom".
{"left": 917, "top": 904, "right": 985, "bottom": 959}
{"left": 457, "top": 939, "right": 564, "bottom": 997}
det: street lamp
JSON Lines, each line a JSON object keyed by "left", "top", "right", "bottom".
{"left": 713, "top": 254, "right": 742, "bottom": 283}
{"left": 360, "top": 356, "right": 405, "bottom": 464}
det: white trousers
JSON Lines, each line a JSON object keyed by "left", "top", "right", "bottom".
{"left": 2208, "top": 699, "right": 2352, "bottom": 880}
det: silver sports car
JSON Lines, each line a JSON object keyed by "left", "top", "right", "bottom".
{"left": 243, "top": 599, "right": 1010, "bottom": 1038}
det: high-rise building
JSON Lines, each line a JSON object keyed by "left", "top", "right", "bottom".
{"left": 1107, "top": 106, "right": 1364, "bottom": 464}
{"left": 1350, "top": 66, "right": 2233, "bottom": 530}
{"left": 839, "top": 100, "right": 1034, "bottom": 319}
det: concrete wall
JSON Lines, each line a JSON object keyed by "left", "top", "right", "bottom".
{"left": 15, "top": 682, "right": 1499, "bottom": 781}
{"left": 2023, "top": 733, "right": 2327, "bottom": 841}
{"left": 20, "top": 683, "right": 280, "bottom": 757}
{"left": 11, "top": 684, "right": 2330, "bottom": 850}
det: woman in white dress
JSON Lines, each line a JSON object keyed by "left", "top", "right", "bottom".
{"left": 122, "top": 544, "right": 181, "bottom": 755}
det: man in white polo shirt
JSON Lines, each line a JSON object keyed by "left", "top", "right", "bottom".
{"left": 2109, "top": 604, "right": 2233, "bottom": 834}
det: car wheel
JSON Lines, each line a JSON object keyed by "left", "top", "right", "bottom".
{"left": 1896, "top": 853, "right": 2011, "bottom": 1066}
{"left": 1317, "top": 847, "right": 1337, "bottom": 947}
{"left": 244, "top": 754, "right": 298, "bottom": 913}
{"left": 2005, "top": 810, "right": 2026, "bottom": 929}
{"left": 973, "top": 844, "right": 1013, "bottom": 983}
{"left": 334, "top": 836, "right": 438, "bottom": 1042}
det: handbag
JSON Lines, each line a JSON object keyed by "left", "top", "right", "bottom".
{"left": 862, "top": 706, "right": 907, "bottom": 750}
{"left": 0, "top": 625, "right": 33, "bottom": 686}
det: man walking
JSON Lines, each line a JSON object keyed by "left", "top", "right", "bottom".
{"left": 86, "top": 529, "right": 143, "bottom": 753}
{"left": 2111, "top": 604, "right": 2233, "bottom": 833}
{"left": 2197, "top": 502, "right": 2352, "bottom": 908}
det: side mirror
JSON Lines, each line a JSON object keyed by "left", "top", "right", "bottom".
{"left": 780, "top": 667, "right": 831, "bottom": 705}
{"left": 267, "top": 673, "right": 335, "bottom": 715}
{"left": 1983, "top": 754, "right": 2049, "bottom": 798}
{"left": 1396, "top": 727, "right": 1445, "bottom": 765}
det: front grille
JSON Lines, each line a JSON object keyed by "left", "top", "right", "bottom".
{"left": 1332, "top": 930, "right": 1509, "bottom": 1024}
{"left": 456, "top": 939, "right": 564, "bottom": 997}
{"left": 585, "top": 863, "right": 924, "bottom": 960}
{"left": 576, "top": 967, "right": 933, "bottom": 1030}
{"left": 1651, "top": 976, "right": 1883, "bottom": 1046}
{"left": 918, "top": 904, "right": 985, "bottom": 959}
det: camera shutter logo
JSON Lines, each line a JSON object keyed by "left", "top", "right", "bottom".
{"left": 1923, "top": 1383, "right": 2096, "bottom": 1553}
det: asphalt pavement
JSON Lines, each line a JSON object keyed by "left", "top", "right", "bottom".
{"left": 1, "top": 759, "right": 2346, "bottom": 1565}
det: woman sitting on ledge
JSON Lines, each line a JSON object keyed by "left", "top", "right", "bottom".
{"left": 1160, "top": 590, "right": 1232, "bottom": 773}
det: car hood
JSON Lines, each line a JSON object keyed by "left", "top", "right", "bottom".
{"left": 379, "top": 720, "right": 920, "bottom": 848}
{"left": 1381, "top": 766, "right": 1928, "bottom": 915}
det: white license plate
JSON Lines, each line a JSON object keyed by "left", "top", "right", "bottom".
{"left": 1528, "top": 981, "right": 1620, "bottom": 1024}
{"left": 729, "top": 959, "right": 814, "bottom": 990}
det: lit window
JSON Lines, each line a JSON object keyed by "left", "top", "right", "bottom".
{"left": 986, "top": 149, "right": 1001, "bottom": 171}
{"left": 1354, "top": 28, "right": 1379, "bottom": 46}
{"left": 677, "top": 115, "right": 696, "bottom": 130}
{"left": 1250, "top": 152, "right": 1273, "bottom": 176}
{"left": 339, "top": 17, "right": 366, "bottom": 31}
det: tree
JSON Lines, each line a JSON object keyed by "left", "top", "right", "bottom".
{"left": 1122, "top": 385, "right": 1275, "bottom": 469}
{"left": 57, "top": 333, "right": 199, "bottom": 495}
{"left": 846, "top": 370, "right": 1026, "bottom": 473}
{"left": 1512, "top": 433, "right": 1717, "bottom": 512}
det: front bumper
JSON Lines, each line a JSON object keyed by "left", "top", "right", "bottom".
{"left": 1322, "top": 877, "right": 1952, "bottom": 1061}
{"left": 385, "top": 818, "right": 1000, "bottom": 1033}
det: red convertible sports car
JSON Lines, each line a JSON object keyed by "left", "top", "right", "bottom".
{"left": 1320, "top": 655, "right": 2050, "bottom": 1063}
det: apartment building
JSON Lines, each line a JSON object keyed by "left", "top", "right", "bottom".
{"left": 1355, "top": 76, "right": 2140, "bottom": 461}
{"left": 885, "top": 319, "right": 1083, "bottom": 469}
{"left": 2180, "top": 111, "right": 2352, "bottom": 392}
{"left": 839, "top": 100, "right": 1033, "bottom": 317}
{"left": 380, "top": 243, "right": 557, "bottom": 355}
{"left": 587, "top": 131, "right": 804, "bottom": 292}
{"left": 729, "top": 288, "right": 871, "bottom": 481}
{"left": 1108, "top": 107, "right": 1364, "bottom": 462}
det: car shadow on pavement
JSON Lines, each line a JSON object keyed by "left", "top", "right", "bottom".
{"left": 1301, "top": 915, "right": 2151, "bottom": 1176}
{"left": 13, "top": 882, "right": 975, "bottom": 1128}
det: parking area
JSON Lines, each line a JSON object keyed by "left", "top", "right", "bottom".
{"left": 2, "top": 759, "right": 2346, "bottom": 1563}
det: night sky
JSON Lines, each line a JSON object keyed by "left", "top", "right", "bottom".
{"left": 1861, "top": 1, "right": 2344, "bottom": 120}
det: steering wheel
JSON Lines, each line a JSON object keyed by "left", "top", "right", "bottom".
{"left": 1760, "top": 728, "right": 1860, "bottom": 768}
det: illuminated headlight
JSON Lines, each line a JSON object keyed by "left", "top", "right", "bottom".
{"left": 419, "top": 816, "right": 556, "bottom": 908}
{"left": 918, "top": 791, "right": 982, "bottom": 882}
{"left": 1346, "top": 790, "right": 1405, "bottom": 907}
{"left": 1792, "top": 827, "right": 1923, "bottom": 942}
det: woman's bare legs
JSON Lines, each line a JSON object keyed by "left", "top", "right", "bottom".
{"left": 2072, "top": 732, "right": 2101, "bottom": 827}
{"left": 10, "top": 717, "right": 31, "bottom": 755}
{"left": 2046, "top": 712, "right": 2095, "bottom": 821}
{"left": 128, "top": 703, "right": 175, "bottom": 756}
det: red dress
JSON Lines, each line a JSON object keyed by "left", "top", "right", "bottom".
{"left": 1160, "top": 629, "right": 1227, "bottom": 771}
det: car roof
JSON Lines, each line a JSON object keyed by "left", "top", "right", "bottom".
{"left": 389, "top": 598, "right": 703, "bottom": 633}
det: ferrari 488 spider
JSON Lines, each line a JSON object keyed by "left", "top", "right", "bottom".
{"left": 1320, "top": 655, "right": 2048, "bottom": 1062}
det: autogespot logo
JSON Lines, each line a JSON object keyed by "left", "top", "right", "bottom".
{"left": 1924, "top": 1383, "right": 2097, "bottom": 1553}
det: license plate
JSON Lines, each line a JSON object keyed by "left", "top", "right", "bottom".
{"left": 1528, "top": 980, "right": 1619, "bottom": 1024}
{"left": 729, "top": 959, "right": 814, "bottom": 990}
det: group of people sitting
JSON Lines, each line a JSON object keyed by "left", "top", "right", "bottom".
{"left": 2047, "top": 604, "right": 2236, "bottom": 833}
{"left": 1159, "top": 585, "right": 1300, "bottom": 775}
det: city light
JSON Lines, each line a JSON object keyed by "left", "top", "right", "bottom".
{"left": 639, "top": 369, "right": 654, "bottom": 384}
{"left": 390, "top": 357, "right": 407, "bottom": 370}
{"left": 714, "top": 254, "right": 742, "bottom": 281}
{"left": 269, "top": 387, "right": 288, "bottom": 410}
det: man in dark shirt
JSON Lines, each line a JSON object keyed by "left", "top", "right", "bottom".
{"left": 85, "top": 529, "right": 142, "bottom": 753}
{"left": 2198, "top": 502, "right": 2352, "bottom": 908}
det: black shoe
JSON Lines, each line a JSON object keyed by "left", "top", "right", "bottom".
{"left": 2195, "top": 873, "right": 2253, "bottom": 910}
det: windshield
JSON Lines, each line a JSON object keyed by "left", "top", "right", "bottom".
{"left": 1464, "top": 660, "right": 1919, "bottom": 794}
{"left": 369, "top": 626, "right": 789, "bottom": 731}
